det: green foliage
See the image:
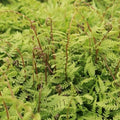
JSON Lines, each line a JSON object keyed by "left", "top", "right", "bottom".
{"left": 0, "top": 0, "right": 120, "bottom": 119}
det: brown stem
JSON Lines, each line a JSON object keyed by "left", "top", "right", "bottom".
{"left": 97, "top": 31, "right": 109, "bottom": 47}
{"left": 114, "top": 60, "right": 120, "bottom": 76}
{"left": 0, "top": 10, "right": 53, "bottom": 72}
{"left": 37, "top": 76, "right": 43, "bottom": 112}
{"left": 64, "top": 0, "right": 78, "bottom": 81}
{"left": 38, "top": 89, "right": 42, "bottom": 112}
{"left": 103, "top": 0, "right": 116, "bottom": 17}
{"left": 32, "top": 51, "right": 38, "bottom": 81}
{"left": 31, "top": 24, "right": 43, "bottom": 53}
{"left": 46, "top": 17, "right": 56, "bottom": 71}
{"left": 86, "top": 21, "right": 99, "bottom": 63}
{"left": 15, "top": 48, "right": 26, "bottom": 79}
{"left": 65, "top": 11, "right": 76, "bottom": 81}
{"left": 66, "top": 99, "right": 72, "bottom": 120}
{"left": 82, "top": 2, "right": 103, "bottom": 21}
{"left": 103, "top": 57, "right": 116, "bottom": 80}
{"left": 1, "top": 62, "right": 23, "bottom": 119}
{"left": 45, "top": 54, "right": 48, "bottom": 85}
{"left": 5, "top": 74, "right": 23, "bottom": 119}
{"left": 118, "top": 19, "right": 120, "bottom": 38}
{"left": 88, "top": 22, "right": 97, "bottom": 55}
{"left": 65, "top": 32, "right": 69, "bottom": 81}
{"left": 1, "top": 10, "right": 54, "bottom": 82}
{"left": 0, "top": 92, "right": 9, "bottom": 120}
{"left": 0, "top": 68, "right": 23, "bottom": 119}
{"left": 95, "top": 31, "right": 109, "bottom": 63}
{"left": 33, "top": 47, "right": 53, "bottom": 75}
{"left": 0, "top": 10, "right": 43, "bottom": 52}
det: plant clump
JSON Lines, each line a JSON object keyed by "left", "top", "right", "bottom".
{"left": 0, "top": 0, "right": 120, "bottom": 120}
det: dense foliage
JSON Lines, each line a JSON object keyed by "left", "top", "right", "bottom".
{"left": 0, "top": 0, "right": 120, "bottom": 120}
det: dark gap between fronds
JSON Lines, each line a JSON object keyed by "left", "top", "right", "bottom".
{"left": 0, "top": 91, "right": 9, "bottom": 120}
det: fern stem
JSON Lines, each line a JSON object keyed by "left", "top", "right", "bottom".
{"left": 38, "top": 88, "right": 42, "bottom": 112}
{"left": 118, "top": 19, "right": 120, "bottom": 38}
{"left": 45, "top": 54, "right": 48, "bottom": 85}
{"left": 32, "top": 51, "right": 38, "bottom": 81}
{"left": 16, "top": 48, "right": 26, "bottom": 80}
{"left": 0, "top": 10, "right": 43, "bottom": 52}
{"left": 38, "top": 76, "right": 43, "bottom": 112}
{"left": 1, "top": 66, "right": 23, "bottom": 119}
{"left": 103, "top": 57, "right": 116, "bottom": 80}
{"left": 102, "top": 0, "right": 116, "bottom": 17}
{"left": 4, "top": 74, "right": 23, "bottom": 119}
{"left": 86, "top": 21, "right": 98, "bottom": 58}
{"left": 66, "top": 99, "right": 72, "bottom": 120}
{"left": 1, "top": 10, "right": 54, "bottom": 75}
{"left": 46, "top": 17, "right": 56, "bottom": 71}
{"left": 65, "top": 32, "right": 69, "bottom": 81}
{"left": 65, "top": 0, "right": 78, "bottom": 81}
{"left": 65, "top": 11, "right": 76, "bottom": 81}
{"left": 96, "top": 31, "right": 109, "bottom": 48}
{"left": 82, "top": 1, "right": 104, "bottom": 22}
{"left": 31, "top": 23, "right": 43, "bottom": 53}
{"left": 95, "top": 31, "right": 109, "bottom": 63}
{"left": 0, "top": 92, "right": 9, "bottom": 120}
{"left": 114, "top": 60, "right": 120, "bottom": 76}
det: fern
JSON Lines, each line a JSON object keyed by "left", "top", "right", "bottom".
{"left": 0, "top": 0, "right": 120, "bottom": 119}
